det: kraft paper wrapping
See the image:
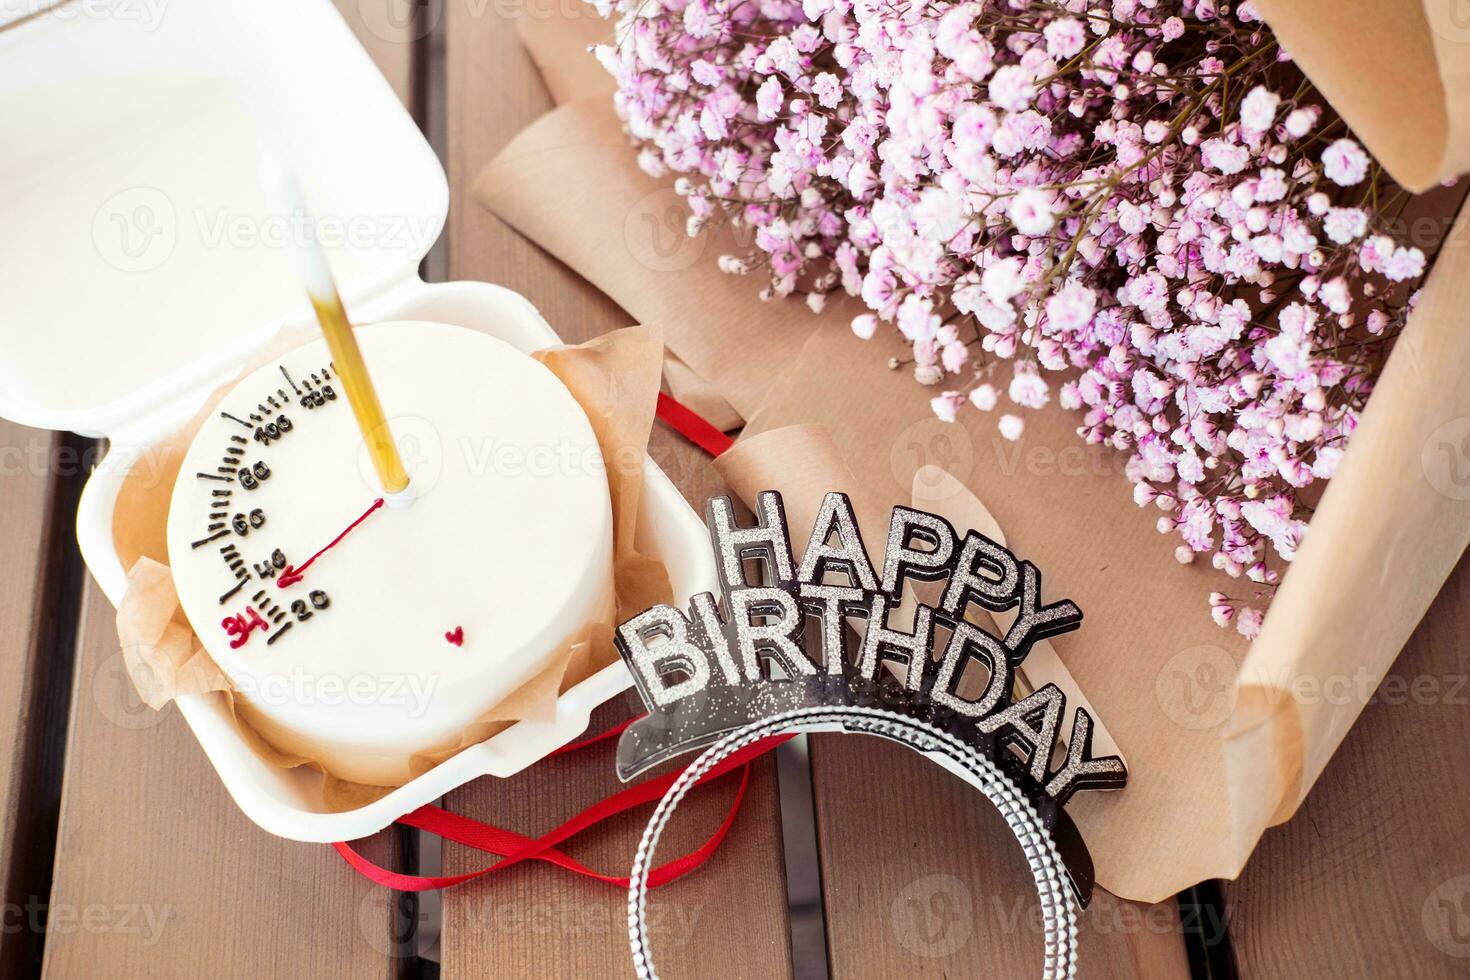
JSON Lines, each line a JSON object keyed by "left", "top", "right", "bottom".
{"left": 111, "top": 324, "right": 671, "bottom": 798}
{"left": 514, "top": 0, "right": 743, "bottom": 428}
{"left": 1226, "top": 201, "right": 1470, "bottom": 834}
{"left": 469, "top": 5, "right": 1470, "bottom": 899}
{"left": 471, "top": 97, "right": 857, "bottom": 422}
{"left": 1252, "top": 0, "right": 1470, "bottom": 193}
{"left": 516, "top": 4, "right": 614, "bottom": 106}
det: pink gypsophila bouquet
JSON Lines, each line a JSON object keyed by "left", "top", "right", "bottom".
{"left": 595, "top": 0, "right": 1440, "bottom": 635}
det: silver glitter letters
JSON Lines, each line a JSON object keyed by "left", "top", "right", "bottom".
{"left": 978, "top": 685, "right": 1067, "bottom": 783}
{"left": 931, "top": 620, "right": 1012, "bottom": 719}
{"left": 856, "top": 594, "right": 934, "bottom": 692}
{"left": 616, "top": 606, "right": 712, "bottom": 708}
{"left": 1002, "top": 562, "right": 1083, "bottom": 662}
{"left": 1044, "top": 709, "right": 1128, "bottom": 806}
{"left": 706, "top": 492, "right": 795, "bottom": 593}
{"left": 729, "top": 586, "right": 816, "bottom": 681}
{"left": 614, "top": 489, "right": 1125, "bottom": 840}
{"left": 798, "top": 582, "right": 864, "bottom": 674}
{"left": 797, "top": 492, "right": 879, "bottom": 590}
{"left": 942, "top": 530, "right": 1020, "bottom": 616}
{"left": 879, "top": 507, "right": 958, "bottom": 599}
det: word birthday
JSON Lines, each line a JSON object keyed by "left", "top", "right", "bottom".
{"left": 614, "top": 491, "right": 1127, "bottom": 810}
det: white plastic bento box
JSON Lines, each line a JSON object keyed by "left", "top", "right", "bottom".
{"left": 0, "top": 0, "right": 716, "bottom": 842}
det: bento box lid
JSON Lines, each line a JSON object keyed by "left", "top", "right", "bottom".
{"left": 0, "top": 0, "right": 446, "bottom": 436}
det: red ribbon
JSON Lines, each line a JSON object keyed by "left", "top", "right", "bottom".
{"left": 656, "top": 392, "right": 735, "bottom": 457}
{"left": 335, "top": 732, "right": 790, "bottom": 891}
{"left": 339, "top": 394, "right": 744, "bottom": 892}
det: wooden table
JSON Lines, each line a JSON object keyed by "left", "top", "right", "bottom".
{"left": 6, "top": 3, "right": 1470, "bottom": 977}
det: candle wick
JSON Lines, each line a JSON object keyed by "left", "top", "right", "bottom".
{"left": 278, "top": 497, "right": 386, "bottom": 589}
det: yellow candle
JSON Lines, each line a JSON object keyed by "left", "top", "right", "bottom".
{"left": 309, "top": 289, "right": 409, "bottom": 494}
{"left": 261, "top": 148, "right": 409, "bottom": 494}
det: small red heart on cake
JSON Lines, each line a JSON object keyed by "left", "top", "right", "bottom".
{"left": 445, "top": 626, "right": 464, "bottom": 646}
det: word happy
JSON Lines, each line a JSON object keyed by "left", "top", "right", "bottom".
{"left": 615, "top": 491, "right": 1126, "bottom": 809}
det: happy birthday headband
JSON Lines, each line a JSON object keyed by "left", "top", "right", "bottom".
{"left": 613, "top": 490, "right": 1127, "bottom": 906}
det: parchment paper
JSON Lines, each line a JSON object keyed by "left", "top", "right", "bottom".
{"left": 112, "top": 324, "right": 671, "bottom": 795}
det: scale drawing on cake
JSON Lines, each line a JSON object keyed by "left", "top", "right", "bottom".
{"left": 165, "top": 320, "right": 615, "bottom": 786}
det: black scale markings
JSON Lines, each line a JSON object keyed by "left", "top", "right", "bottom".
{"left": 198, "top": 360, "right": 338, "bottom": 643}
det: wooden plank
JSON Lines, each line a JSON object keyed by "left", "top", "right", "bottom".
{"left": 332, "top": 0, "right": 418, "bottom": 108}
{"left": 1225, "top": 548, "right": 1470, "bottom": 978}
{"left": 42, "top": 580, "right": 409, "bottom": 979}
{"left": 440, "top": 6, "right": 794, "bottom": 977}
{"left": 809, "top": 734, "right": 1193, "bottom": 978}
{"left": 0, "top": 423, "right": 69, "bottom": 979}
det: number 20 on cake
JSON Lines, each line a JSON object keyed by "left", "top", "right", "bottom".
{"left": 165, "top": 320, "right": 615, "bottom": 786}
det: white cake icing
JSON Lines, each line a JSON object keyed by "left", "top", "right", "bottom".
{"left": 166, "top": 321, "right": 614, "bottom": 786}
